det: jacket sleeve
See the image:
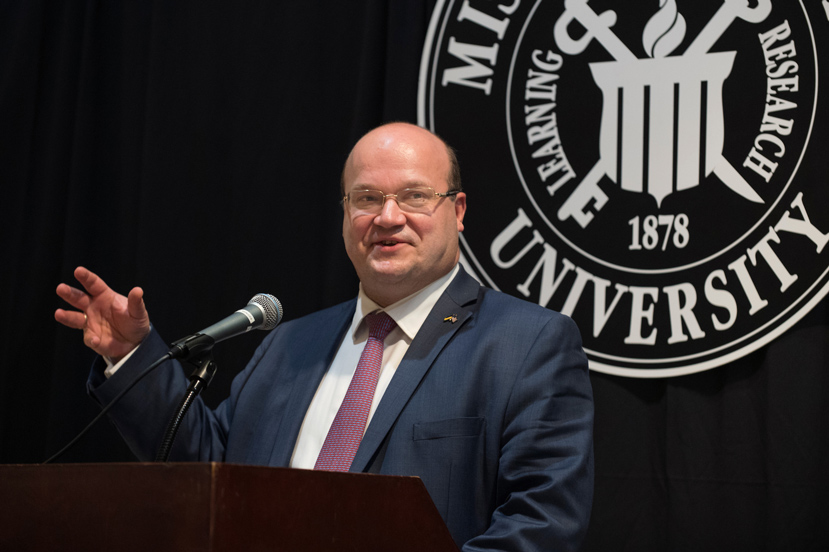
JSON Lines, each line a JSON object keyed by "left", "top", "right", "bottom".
{"left": 86, "top": 326, "right": 273, "bottom": 462}
{"left": 463, "top": 314, "right": 594, "bottom": 552}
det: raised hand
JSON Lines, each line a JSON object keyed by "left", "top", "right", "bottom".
{"left": 55, "top": 266, "right": 152, "bottom": 362}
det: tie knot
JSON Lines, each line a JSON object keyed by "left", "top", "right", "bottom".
{"left": 364, "top": 312, "right": 396, "bottom": 341}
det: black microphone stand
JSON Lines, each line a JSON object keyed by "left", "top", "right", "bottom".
{"left": 154, "top": 352, "right": 218, "bottom": 463}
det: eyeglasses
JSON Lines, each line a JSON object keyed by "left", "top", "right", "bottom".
{"left": 343, "top": 187, "right": 460, "bottom": 215}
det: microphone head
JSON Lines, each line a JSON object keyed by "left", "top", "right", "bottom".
{"left": 249, "top": 293, "right": 283, "bottom": 330}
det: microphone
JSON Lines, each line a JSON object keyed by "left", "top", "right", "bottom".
{"left": 168, "top": 293, "right": 283, "bottom": 359}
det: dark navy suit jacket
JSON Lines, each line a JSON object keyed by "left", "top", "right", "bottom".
{"left": 89, "top": 267, "right": 594, "bottom": 551}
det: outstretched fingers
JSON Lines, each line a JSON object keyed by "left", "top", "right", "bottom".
{"left": 54, "top": 307, "right": 86, "bottom": 330}
{"left": 55, "top": 266, "right": 115, "bottom": 332}
{"left": 73, "top": 266, "right": 113, "bottom": 298}
{"left": 55, "top": 282, "right": 91, "bottom": 312}
{"left": 55, "top": 267, "right": 152, "bottom": 358}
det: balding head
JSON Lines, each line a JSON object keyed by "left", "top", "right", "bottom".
{"left": 341, "top": 123, "right": 461, "bottom": 198}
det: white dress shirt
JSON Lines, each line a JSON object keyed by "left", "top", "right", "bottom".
{"left": 289, "top": 264, "right": 459, "bottom": 469}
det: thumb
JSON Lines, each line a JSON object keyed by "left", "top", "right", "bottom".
{"left": 126, "top": 287, "right": 148, "bottom": 322}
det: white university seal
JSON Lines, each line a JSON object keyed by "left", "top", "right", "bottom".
{"left": 419, "top": 0, "right": 826, "bottom": 376}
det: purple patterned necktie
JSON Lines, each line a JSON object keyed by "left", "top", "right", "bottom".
{"left": 314, "top": 312, "right": 397, "bottom": 472}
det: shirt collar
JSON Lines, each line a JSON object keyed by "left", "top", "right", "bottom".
{"left": 351, "top": 264, "right": 460, "bottom": 343}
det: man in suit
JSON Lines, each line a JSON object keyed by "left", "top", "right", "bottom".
{"left": 55, "top": 122, "right": 594, "bottom": 551}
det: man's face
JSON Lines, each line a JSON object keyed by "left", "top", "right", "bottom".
{"left": 342, "top": 124, "right": 466, "bottom": 307}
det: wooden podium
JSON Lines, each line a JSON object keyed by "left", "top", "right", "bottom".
{"left": 0, "top": 463, "right": 459, "bottom": 551}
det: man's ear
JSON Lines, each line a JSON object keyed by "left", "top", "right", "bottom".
{"left": 454, "top": 193, "right": 467, "bottom": 232}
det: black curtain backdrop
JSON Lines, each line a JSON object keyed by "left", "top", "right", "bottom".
{"left": 1, "top": 2, "right": 827, "bottom": 551}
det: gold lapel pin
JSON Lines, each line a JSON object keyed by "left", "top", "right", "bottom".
{"left": 443, "top": 314, "right": 458, "bottom": 324}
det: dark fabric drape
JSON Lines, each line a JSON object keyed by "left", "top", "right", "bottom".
{"left": 2, "top": 1, "right": 827, "bottom": 550}
{"left": 1, "top": 0, "right": 436, "bottom": 463}
{"left": 588, "top": 306, "right": 829, "bottom": 550}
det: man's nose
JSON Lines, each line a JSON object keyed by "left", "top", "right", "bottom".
{"left": 374, "top": 196, "right": 407, "bottom": 227}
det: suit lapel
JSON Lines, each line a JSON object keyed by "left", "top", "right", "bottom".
{"left": 262, "top": 300, "right": 355, "bottom": 466}
{"left": 350, "top": 267, "right": 481, "bottom": 472}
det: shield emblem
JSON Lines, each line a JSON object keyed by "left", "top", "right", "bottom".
{"left": 589, "top": 52, "right": 736, "bottom": 206}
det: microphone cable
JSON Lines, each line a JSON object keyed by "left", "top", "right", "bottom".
{"left": 42, "top": 353, "right": 172, "bottom": 464}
